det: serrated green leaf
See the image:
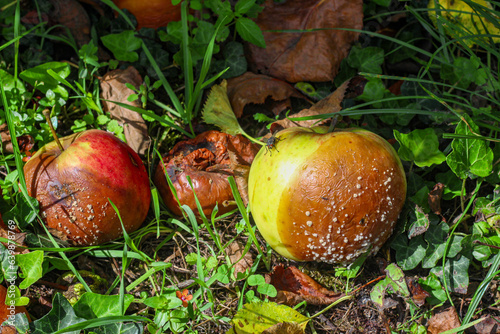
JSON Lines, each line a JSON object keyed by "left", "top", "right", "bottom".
{"left": 392, "top": 234, "right": 426, "bottom": 270}
{"left": 30, "top": 293, "right": 86, "bottom": 334}
{"left": 101, "top": 31, "right": 141, "bottom": 62}
{"left": 235, "top": 0, "right": 257, "bottom": 15}
{"left": 231, "top": 302, "right": 308, "bottom": 334}
{"left": 446, "top": 114, "right": 493, "bottom": 179}
{"left": 235, "top": 17, "right": 266, "bottom": 48}
{"left": 202, "top": 81, "right": 244, "bottom": 136}
{"left": 16, "top": 250, "right": 44, "bottom": 289}
{"left": 394, "top": 128, "right": 446, "bottom": 167}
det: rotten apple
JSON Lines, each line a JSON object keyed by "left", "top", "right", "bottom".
{"left": 248, "top": 126, "right": 406, "bottom": 264}
{"left": 24, "top": 129, "right": 151, "bottom": 246}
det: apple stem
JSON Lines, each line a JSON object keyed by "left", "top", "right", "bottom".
{"left": 43, "top": 109, "right": 65, "bottom": 152}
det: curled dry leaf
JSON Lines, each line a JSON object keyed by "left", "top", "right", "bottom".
{"left": 428, "top": 183, "right": 445, "bottom": 216}
{"left": 269, "top": 264, "right": 343, "bottom": 306}
{"left": 100, "top": 66, "right": 151, "bottom": 156}
{"left": 154, "top": 131, "right": 259, "bottom": 217}
{"left": 227, "top": 72, "right": 307, "bottom": 117}
{"left": 405, "top": 277, "right": 430, "bottom": 307}
{"left": 274, "top": 80, "right": 350, "bottom": 129}
{"left": 473, "top": 316, "right": 498, "bottom": 334}
{"left": 247, "top": 0, "right": 363, "bottom": 83}
{"left": 225, "top": 241, "right": 253, "bottom": 279}
{"left": 427, "top": 307, "right": 461, "bottom": 334}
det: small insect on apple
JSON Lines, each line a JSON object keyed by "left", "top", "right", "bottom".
{"left": 265, "top": 135, "right": 282, "bottom": 156}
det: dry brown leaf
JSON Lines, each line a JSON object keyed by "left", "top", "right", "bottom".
{"left": 473, "top": 316, "right": 498, "bottom": 334}
{"left": 227, "top": 72, "right": 307, "bottom": 117}
{"left": 225, "top": 241, "right": 253, "bottom": 279}
{"left": 1, "top": 123, "right": 35, "bottom": 160}
{"left": 100, "top": 66, "right": 151, "bottom": 156}
{"left": 429, "top": 183, "right": 445, "bottom": 216}
{"left": 269, "top": 264, "right": 343, "bottom": 306}
{"left": 247, "top": 0, "right": 363, "bottom": 83}
{"left": 275, "top": 80, "right": 349, "bottom": 129}
{"left": 406, "top": 277, "right": 430, "bottom": 307}
{"left": 262, "top": 322, "right": 305, "bottom": 334}
{"left": 427, "top": 307, "right": 461, "bottom": 334}
{"left": 49, "top": 0, "right": 91, "bottom": 48}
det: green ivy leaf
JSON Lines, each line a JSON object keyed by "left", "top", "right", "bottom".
{"left": 73, "top": 292, "right": 134, "bottom": 319}
{"left": 446, "top": 114, "right": 494, "bottom": 179}
{"left": 418, "top": 273, "right": 447, "bottom": 305}
{"left": 30, "top": 293, "right": 86, "bottom": 334}
{"left": 357, "top": 77, "right": 386, "bottom": 102}
{"left": 394, "top": 128, "right": 446, "bottom": 167}
{"left": 235, "top": 17, "right": 266, "bottom": 48}
{"left": 391, "top": 234, "right": 427, "bottom": 270}
{"left": 214, "top": 41, "right": 247, "bottom": 79}
{"left": 370, "top": 263, "right": 410, "bottom": 307}
{"left": 101, "top": 31, "right": 142, "bottom": 62}
{"left": 16, "top": 250, "right": 44, "bottom": 289}
{"left": 230, "top": 302, "right": 308, "bottom": 333}
{"left": 430, "top": 256, "right": 470, "bottom": 294}
{"left": 422, "top": 222, "right": 449, "bottom": 269}
{"left": 347, "top": 46, "right": 384, "bottom": 74}
{"left": 408, "top": 206, "right": 431, "bottom": 239}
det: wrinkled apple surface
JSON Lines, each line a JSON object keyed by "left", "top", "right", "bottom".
{"left": 24, "top": 130, "right": 151, "bottom": 246}
{"left": 248, "top": 126, "right": 406, "bottom": 264}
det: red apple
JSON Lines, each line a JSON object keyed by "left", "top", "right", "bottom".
{"left": 23, "top": 130, "right": 151, "bottom": 246}
{"left": 248, "top": 126, "right": 406, "bottom": 264}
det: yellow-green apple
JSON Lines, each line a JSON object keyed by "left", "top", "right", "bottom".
{"left": 248, "top": 126, "right": 406, "bottom": 264}
{"left": 24, "top": 129, "right": 151, "bottom": 246}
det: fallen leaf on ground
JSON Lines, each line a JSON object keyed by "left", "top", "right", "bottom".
{"left": 275, "top": 80, "right": 349, "bottom": 129}
{"left": 247, "top": 0, "right": 363, "bottom": 83}
{"left": 427, "top": 306, "right": 461, "bottom": 334}
{"left": 473, "top": 316, "right": 499, "bottom": 334}
{"left": 428, "top": 183, "right": 445, "bottom": 216}
{"left": 49, "top": 0, "right": 91, "bottom": 48}
{"left": 227, "top": 72, "right": 307, "bottom": 117}
{"left": 269, "top": 264, "right": 343, "bottom": 306}
{"left": 406, "top": 277, "right": 430, "bottom": 307}
{"left": 225, "top": 241, "right": 253, "bottom": 279}
{"left": 100, "top": 66, "right": 151, "bottom": 156}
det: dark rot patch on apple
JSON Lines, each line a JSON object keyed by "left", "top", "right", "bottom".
{"left": 24, "top": 130, "right": 151, "bottom": 246}
{"left": 276, "top": 131, "right": 406, "bottom": 264}
{"left": 154, "top": 131, "right": 259, "bottom": 217}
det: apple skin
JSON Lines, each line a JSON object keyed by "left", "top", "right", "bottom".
{"left": 23, "top": 130, "right": 151, "bottom": 246}
{"left": 112, "top": 0, "right": 182, "bottom": 29}
{"left": 248, "top": 126, "right": 406, "bottom": 264}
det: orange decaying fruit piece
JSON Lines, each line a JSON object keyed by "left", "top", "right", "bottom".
{"left": 112, "top": 0, "right": 182, "bottom": 29}
{"left": 0, "top": 285, "right": 30, "bottom": 324}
